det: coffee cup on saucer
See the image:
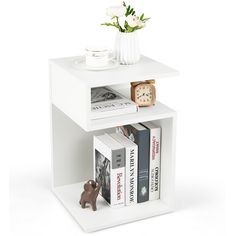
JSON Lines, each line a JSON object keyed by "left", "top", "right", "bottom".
{"left": 85, "top": 46, "right": 113, "bottom": 68}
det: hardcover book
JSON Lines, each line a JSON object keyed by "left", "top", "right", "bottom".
{"left": 142, "top": 122, "right": 161, "bottom": 200}
{"left": 109, "top": 133, "right": 138, "bottom": 206}
{"left": 91, "top": 86, "right": 138, "bottom": 119}
{"left": 94, "top": 134, "right": 125, "bottom": 207}
{"left": 116, "top": 124, "right": 150, "bottom": 203}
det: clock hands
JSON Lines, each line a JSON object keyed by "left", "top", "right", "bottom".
{"left": 137, "top": 93, "right": 145, "bottom": 99}
{"left": 137, "top": 93, "right": 152, "bottom": 99}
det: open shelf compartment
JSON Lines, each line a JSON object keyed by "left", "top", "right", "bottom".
{"left": 50, "top": 55, "right": 178, "bottom": 132}
{"left": 51, "top": 104, "right": 176, "bottom": 232}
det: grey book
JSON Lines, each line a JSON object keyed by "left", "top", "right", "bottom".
{"left": 116, "top": 124, "right": 150, "bottom": 203}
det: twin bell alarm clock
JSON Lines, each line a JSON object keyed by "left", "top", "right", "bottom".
{"left": 131, "top": 80, "right": 156, "bottom": 107}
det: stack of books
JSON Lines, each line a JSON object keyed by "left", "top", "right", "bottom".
{"left": 93, "top": 122, "right": 161, "bottom": 207}
{"left": 91, "top": 86, "right": 138, "bottom": 119}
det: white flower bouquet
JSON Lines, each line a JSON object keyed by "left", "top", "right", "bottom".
{"left": 102, "top": 1, "right": 150, "bottom": 33}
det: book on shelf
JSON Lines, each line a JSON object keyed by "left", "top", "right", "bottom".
{"left": 141, "top": 122, "right": 161, "bottom": 200}
{"left": 116, "top": 124, "right": 150, "bottom": 203}
{"left": 91, "top": 86, "right": 138, "bottom": 119}
{"left": 109, "top": 133, "right": 138, "bottom": 206}
{"left": 94, "top": 134, "right": 125, "bottom": 207}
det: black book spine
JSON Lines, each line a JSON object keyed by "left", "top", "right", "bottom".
{"left": 136, "top": 129, "right": 150, "bottom": 203}
{"left": 117, "top": 125, "right": 150, "bottom": 203}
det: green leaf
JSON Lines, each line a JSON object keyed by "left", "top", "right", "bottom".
{"left": 101, "top": 22, "right": 113, "bottom": 26}
{"left": 129, "top": 8, "right": 134, "bottom": 15}
{"left": 132, "top": 25, "right": 143, "bottom": 31}
{"left": 143, "top": 17, "right": 151, "bottom": 22}
{"left": 132, "top": 11, "right": 135, "bottom": 15}
{"left": 126, "top": 5, "right": 130, "bottom": 16}
{"left": 124, "top": 22, "right": 133, "bottom": 32}
{"left": 123, "top": 1, "right": 126, "bottom": 7}
{"left": 124, "top": 23, "right": 142, "bottom": 33}
{"left": 124, "top": 20, "right": 128, "bottom": 28}
{"left": 101, "top": 22, "right": 119, "bottom": 30}
{"left": 140, "top": 13, "right": 144, "bottom": 20}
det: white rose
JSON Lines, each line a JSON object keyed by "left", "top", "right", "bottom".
{"left": 137, "top": 20, "right": 145, "bottom": 27}
{"left": 106, "top": 5, "right": 126, "bottom": 18}
{"left": 126, "top": 15, "right": 139, "bottom": 27}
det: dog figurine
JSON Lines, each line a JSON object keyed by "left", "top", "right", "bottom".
{"left": 79, "top": 180, "right": 101, "bottom": 211}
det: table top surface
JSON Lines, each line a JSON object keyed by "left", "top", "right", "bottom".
{"left": 50, "top": 55, "right": 179, "bottom": 87}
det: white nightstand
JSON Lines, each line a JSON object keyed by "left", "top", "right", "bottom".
{"left": 50, "top": 55, "right": 178, "bottom": 232}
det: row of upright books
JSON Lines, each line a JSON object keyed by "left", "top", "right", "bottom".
{"left": 94, "top": 122, "right": 161, "bottom": 208}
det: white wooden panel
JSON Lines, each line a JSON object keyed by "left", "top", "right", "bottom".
{"left": 51, "top": 105, "right": 176, "bottom": 231}
{"left": 51, "top": 105, "right": 114, "bottom": 187}
{"left": 50, "top": 61, "right": 90, "bottom": 130}
{"left": 50, "top": 55, "right": 179, "bottom": 87}
{"left": 152, "top": 117, "right": 176, "bottom": 208}
{"left": 50, "top": 54, "right": 178, "bottom": 231}
{"left": 53, "top": 182, "right": 172, "bottom": 232}
{"left": 89, "top": 102, "right": 175, "bottom": 131}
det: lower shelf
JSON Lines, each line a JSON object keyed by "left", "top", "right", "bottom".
{"left": 53, "top": 182, "right": 173, "bottom": 232}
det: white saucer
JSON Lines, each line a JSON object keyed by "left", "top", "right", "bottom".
{"left": 73, "top": 56, "right": 119, "bottom": 71}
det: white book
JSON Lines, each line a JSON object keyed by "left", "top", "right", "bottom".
{"left": 91, "top": 86, "right": 138, "bottom": 119}
{"left": 109, "top": 133, "right": 138, "bottom": 206}
{"left": 94, "top": 134, "right": 125, "bottom": 207}
{"left": 141, "top": 122, "right": 161, "bottom": 200}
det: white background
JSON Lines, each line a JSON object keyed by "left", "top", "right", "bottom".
{"left": 1, "top": 0, "right": 235, "bottom": 235}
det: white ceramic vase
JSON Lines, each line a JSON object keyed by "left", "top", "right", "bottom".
{"left": 114, "top": 31, "right": 140, "bottom": 65}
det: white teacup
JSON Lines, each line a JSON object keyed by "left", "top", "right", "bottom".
{"left": 85, "top": 47, "right": 113, "bottom": 68}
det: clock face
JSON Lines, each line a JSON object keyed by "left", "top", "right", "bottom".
{"left": 135, "top": 84, "right": 154, "bottom": 106}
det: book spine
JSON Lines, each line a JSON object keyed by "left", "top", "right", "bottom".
{"left": 125, "top": 146, "right": 138, "bottom": 205}
{"left": 91, "top": 105, "right": 137, "bottom": 119}
{"left": 111, "top": 148, "right": 125, "bottom": 207}
{"left": 137, "top": 130, "right": 150, "bottom": 203}
{"left": 91, "top": 100, "right": 136, "bottom": 112}
{"left": 149, "top": 128, "right": 161, "bottom": 200}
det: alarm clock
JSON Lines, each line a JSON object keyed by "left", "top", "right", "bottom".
{"left": 131, "top": 80, "right": 156, "bottom": 107}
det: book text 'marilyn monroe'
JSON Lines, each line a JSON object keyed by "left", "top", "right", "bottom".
{"left": 110, "top": 133, "right": 138, "bottom": 205}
